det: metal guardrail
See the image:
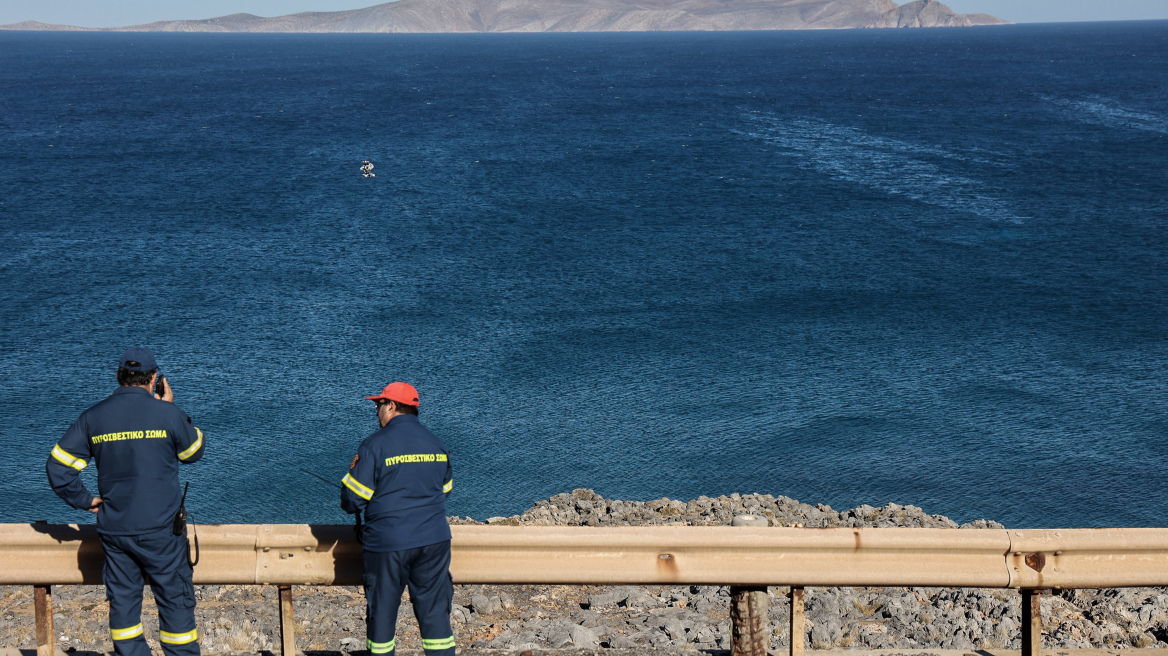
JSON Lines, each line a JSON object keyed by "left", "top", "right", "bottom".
{"left": 5, "top": 523, "right": 1168, "bottom": 656}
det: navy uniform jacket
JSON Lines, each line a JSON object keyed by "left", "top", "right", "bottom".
{"left": 46, "top": 386, "right": 205, "bottom": 535}
{"left": 341, "top": 414, "right": 452, "bottom": 553}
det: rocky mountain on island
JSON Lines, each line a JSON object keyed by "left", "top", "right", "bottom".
{"left": 2, "top": 0, "right": 1009, "bottom": 33}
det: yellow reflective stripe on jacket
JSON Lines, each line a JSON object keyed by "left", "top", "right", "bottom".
{"left": 159, "top": 629, "right": 198, "bottom": 644}
{"left": 51, "top": 444, "right": 87, "bottom": 471}
{"left": 442, "top": 479, "right": 453, "bottom": 494}
{"left": 342, "top": 473, "right": 374, "bottom": 500}
{"left": 422, "top": 636, "right": 456, "bottom": 650}
{"left": 177, "top": 428, "right": 203, "bottom": 460}
{"left": 367, "top": 637, "right": 395, "bottom": 653}
{"left": 110, "top": 624, "right": 143, "bottom": 641}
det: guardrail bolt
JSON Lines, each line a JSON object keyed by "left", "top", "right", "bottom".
{"left": 730, "top": 514, "right": 770, "bottom": 656}
{"left": 34, "top": 585, "right": 54, "bottom": 656}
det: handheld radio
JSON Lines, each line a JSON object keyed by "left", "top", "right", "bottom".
{"left": 172, "top": 481, "right": 189, "bottom": 535}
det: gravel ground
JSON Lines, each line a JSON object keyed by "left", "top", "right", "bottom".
{"left": 3, "top": 489, "right": 1166, "bottom": 653}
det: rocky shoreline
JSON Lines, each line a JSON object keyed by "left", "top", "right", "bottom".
{"left": 4, "top": 490, "right": 1168, "bottom": 652}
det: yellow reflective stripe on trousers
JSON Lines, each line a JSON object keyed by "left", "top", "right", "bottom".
{"left": 51, "top": 444, "right": 87, "bottom": 471}
{"left": 342, "top": 473, "right": 374, "bottom": 500}
{"left": 177, "top": 428, "right": 203, "bottom": 460}
{"left": 422, "top": 636, "right": 456, "bottom": 650}
{"left": 110, "top": 624, "right": 143, "bottom": 640}
{"left": 159, "top": 628, "right": 198, "bottom": 644}
{"left": 442, "top": 479, "right": 453, "bottom": 494}
{"left": 367, "top": 638, "right": 395, "bottom": 653}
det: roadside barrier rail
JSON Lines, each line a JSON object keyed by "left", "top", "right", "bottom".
{"left": 4, "top": 523, "right": 1168, "bottom": 656}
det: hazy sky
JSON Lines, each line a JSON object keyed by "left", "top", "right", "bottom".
{"left": 1, "top": 0, "right": 1166, "bottom": 28}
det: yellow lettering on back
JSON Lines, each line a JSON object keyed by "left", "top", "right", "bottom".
{"left": 92, "top": 430, "right": 165, "bottom": 444}
{"left": 384, "top": 453, "right": 447, "bottom": 467}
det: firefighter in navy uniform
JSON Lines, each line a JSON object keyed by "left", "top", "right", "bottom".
{"left": 341, "top": 381, "right": 456, "bottom": 656}
{"left": 46, "top": 348, "right": 205, "bottom": 656}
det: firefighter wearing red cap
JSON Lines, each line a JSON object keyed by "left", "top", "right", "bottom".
{"left": 341, "top": 382, "right": 456, "bottom": 656}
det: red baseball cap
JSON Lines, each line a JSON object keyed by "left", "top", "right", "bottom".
{"left": 366, "top": 381, "right": 420, "bottom": 406}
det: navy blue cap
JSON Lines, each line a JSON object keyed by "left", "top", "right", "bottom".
{"left": 119, "top": 347, "right": 157, "bottom": 372}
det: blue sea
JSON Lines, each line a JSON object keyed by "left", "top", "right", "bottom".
{"left": 1, "top": 22, "right": 1166, "bottom": 529}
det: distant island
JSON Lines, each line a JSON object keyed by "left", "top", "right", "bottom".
{"left": 1, "top": 0, "right": 1008, "bottom": 33}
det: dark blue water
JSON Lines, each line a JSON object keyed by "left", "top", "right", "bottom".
{"left": 2, "top": 22, "right": 1166, "bottom": 529}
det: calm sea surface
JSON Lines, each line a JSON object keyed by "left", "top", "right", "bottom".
{"left": 1, "top": 23, "right": 1166, "bottom": 528}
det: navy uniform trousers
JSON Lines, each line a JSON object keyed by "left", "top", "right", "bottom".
{"left": 363, "top": 540, "right": 456, "bottom": 656}
{"left": 102, "top": 527, "right": 199, "bottom": 656}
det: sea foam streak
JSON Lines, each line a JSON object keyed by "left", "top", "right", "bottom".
{"left": 740, "top": 115, "right": 1022, "bottom": 221}
{"left": 1041, "top": 95, "right": 1168, "bottom": 135}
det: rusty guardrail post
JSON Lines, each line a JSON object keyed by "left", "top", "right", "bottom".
{"left": 35, "top": 584, "right": 54, "bottom": 656}
{"left": 789, "top": 586, "right": 804, "bottom": 656}
{"left": 31, "top": 519, "right": 56, "bottom": 656}
{"left": 730, "top": 514, "right": 770, "bottom": 656}
{"left": 1022, "top": 589, "right": 1042, "bottom": 656}
{"left": 279, "top": 585, "right": 296, "bottom": 656}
